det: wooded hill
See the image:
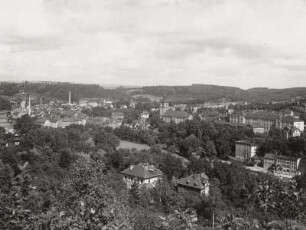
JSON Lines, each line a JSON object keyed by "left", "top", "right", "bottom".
{"left": 1, "top": 82, "right": 305, "bottom": 103}
{"left": 141, "top": 84, "right": 306, "bottom": 103}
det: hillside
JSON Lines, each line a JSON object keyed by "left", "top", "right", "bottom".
{"left": 140, "top": 84, "right": 306, "bottom": 103}
{"left": 1, "top": 81, "right": 305, "bottom": 103}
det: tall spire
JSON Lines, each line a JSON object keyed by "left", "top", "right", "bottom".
{"left": 69, "top": 91, "right": 71, "bottom": 104}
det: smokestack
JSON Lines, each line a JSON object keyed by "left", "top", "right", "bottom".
{"left": 28, "top": 96, "right": 31, "bottom": 116}
{"left": 69, "top": 91, "right": 71, "bottom": 104}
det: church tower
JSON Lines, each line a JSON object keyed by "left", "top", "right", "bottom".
{"left": 159, "top": 94, "right": 169, "bottom": 116}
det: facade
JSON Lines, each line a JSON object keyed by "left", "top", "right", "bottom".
{"left": 121, "top": 163, "right": 163, "bottom": 189}
{"left": 176, "top": 173, "right": 209, "bottom": 196}
{"left": 263, "top": 153, "right": 304, "bottom": 178}
{"left": 253, "top": 125, "right": 265, "bottom": 134}
{"left": 230, "top": 112, "right": 280, "bottom": 132}
{"left": 229, "top": 113, "right": 245, "bottom": 124}
{"left": 235, "top": 141, "right": 257, "bottom": 162}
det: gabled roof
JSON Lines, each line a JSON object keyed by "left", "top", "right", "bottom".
{"left": 162, "top": 110, "right": 190, "bottom": 119}
{"left": 235, "top": 140, "right": 257, "bottom": 147}
{"left": 176, "top": 173, "right": 209, "bottom": 190}
{"left": 263, "top": 153, "right": 276, "bottom": 159}
{"left": 121, "top": 163, "right": 163, "bottom": 179}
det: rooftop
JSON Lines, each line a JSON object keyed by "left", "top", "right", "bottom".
{"left": 162, "top": 109, "right": 190, "bottom": 119}
{"left": 121, "top": 163, "right": 163, "bottom": 179}
{"left": 176, "top": 173, "right": 209, "bottom": 190}
{"left": 245, "top": 112, "right": 279, "bottom": 121}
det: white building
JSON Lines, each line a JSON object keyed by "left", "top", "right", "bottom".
{"left": 121, "top": 163, "right": 163, "bottom": 189}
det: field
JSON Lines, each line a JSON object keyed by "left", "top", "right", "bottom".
{"left": 117, "top": 140, "right": 150, "bottom": 151}
{"left": 131, "top": 94, "right": 162, "bottom": 102}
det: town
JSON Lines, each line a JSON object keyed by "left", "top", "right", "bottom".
{"left": 0, "top": 81, "right": 305, "bottom": 229}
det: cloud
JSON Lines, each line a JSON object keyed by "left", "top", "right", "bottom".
{"left": 0, "top": 0, "right": 305, "bottom": 89}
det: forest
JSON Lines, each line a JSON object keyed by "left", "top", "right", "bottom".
{"left": 0, "top": 114, "right": 305, "bottom": 229}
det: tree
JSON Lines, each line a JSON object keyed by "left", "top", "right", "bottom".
{"left": 14, "top": 115, "right": 38, "bottom": 134}
{"left": 0, "top": 97, "right": 11, "bottom": 110}
{"left": 58, "top": 148, "right": 73, "bottom": 169}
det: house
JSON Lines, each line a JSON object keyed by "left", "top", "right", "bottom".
{"left": 263, "top": 153, "right": 302, "bottom": 178}
{"left": 140, "top": 111, "right": 150, "bottom": 120}
{"left": 86, "top": 117, "right": 110, "bottom": 126}
{"left": 162, "top": 110, "right": 192, "bottom": 124}
{"left": 121, "top": 163, "right": 163, "bottom": 189}
{"left": 111, "top": 112, "right": 125, "bottom": 121}
{"left": 36, "top": 117, "right": 58, "bottom": 128}
{"left": 292, "top": 127, "right": 301, "bottom": 137}
{"left": 57, "top": 117, "right": 76, "bottom": 128}
{"left": 253, "top": 125, "right": 265, "bottom": 134}
{"left": 235, "top": 141, "right": 257, "bottom": 162}
{"left": 45, "top": 119, "right": 58, "bottom": 128}
{"left": 176, "top": 173, "right": 209, "bottom": 196}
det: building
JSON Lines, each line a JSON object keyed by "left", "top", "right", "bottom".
{"left": 176, "top": 173, "right": 209, "bottom": 196}
{"left": 235, "top": 141, "right": 257, "bottom": 162}
{"left": 140, "top": 111, "right": 150, "bottom": 120}
{"left": 263, "top": 153, "right": 304, "bottom": 178}
{"left": 292, "top": 127, "right": 301, "bottom": 137}
{"left": 276, "top": 116, "right": 304, "bottom": 132}
{"left": 121, "top": 163, "right": 163, "bottom": 189}
{"left": 253, "top": 125, "right": 265, "bottom": 134}
{"left": 229, "top": 113, "right": 245, "bottom": 124}
{"left": 230, "top": 112, "right": 279, "bottom": 132}
{"left": 111, "top": 112, "right": 125, "bottom": 121}
{"left": 161, "top": 110, "right": 192, "bottom": 124}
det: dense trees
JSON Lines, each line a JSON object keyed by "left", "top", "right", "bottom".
{"left": 0, "top": 97, "right": 11, "bottom": 110}
{"left": 0, "top": 112, "right": 305, "bottom": 229}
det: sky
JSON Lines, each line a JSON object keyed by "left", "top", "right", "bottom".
{"left": 0, "top": 0, "right": 305, "bottom": 89}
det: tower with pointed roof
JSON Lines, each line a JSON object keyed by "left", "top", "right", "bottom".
{"left": 159, "top": 94, "right": 169, "bottom": 116}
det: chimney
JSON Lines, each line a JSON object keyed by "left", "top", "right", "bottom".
{"left": 28, "top": 96, "right": 31, "bottom": 116}
{"left": 69, "top": 91, "right": 71, "bottom": 104}
{"left": 129, "top": 165, "right": 134, "bottom": 171}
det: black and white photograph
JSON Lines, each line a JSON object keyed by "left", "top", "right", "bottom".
{"left": 0, "top": 0, "right": 305, "bottom": 229}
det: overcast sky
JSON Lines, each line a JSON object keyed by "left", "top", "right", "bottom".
{"left": 0, "top": 0, "right": 305, "bottom": 89}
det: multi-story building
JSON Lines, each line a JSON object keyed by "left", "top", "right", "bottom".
{"left": 229, "top": 113, "right": 245, "bottom": 124}
{"left": 176, "top": 173, "right": 209, "bottom": 196}
{"left": 121, "top": 163, "right": 163, "bottom": 189}
{"left": 230, "top": 112, "right": 279, "bottom": 132}
{"left": 235, "top": 141, "right": 257, "bottom": 162}
{"left": 263, "top": 153, "right": 305, "bottom": 178}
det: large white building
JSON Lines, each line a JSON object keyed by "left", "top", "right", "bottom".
{"left": 235, "top": 141, "right": 257, "bottom": 162}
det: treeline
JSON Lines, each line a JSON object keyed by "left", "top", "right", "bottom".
{"left": 141, "top": 85, "right": 306, "bottom": 103}
{"left": 0, "top": 82, "right": 128, "bottom": 102}
{"left": 154, "top": 119, "right": 254, "bottom": 160}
